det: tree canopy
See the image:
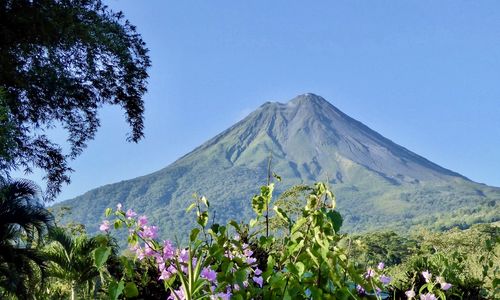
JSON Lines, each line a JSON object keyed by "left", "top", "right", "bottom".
{"left": 0, "top": 0, "right": 151, "bottom": 200}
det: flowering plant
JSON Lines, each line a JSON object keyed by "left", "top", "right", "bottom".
{"left": 98, "top": 181, "right": 401, "bottom": 299}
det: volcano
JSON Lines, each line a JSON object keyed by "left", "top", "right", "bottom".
{"left": 57, "top": 94, "right": 500, "bottom": 236}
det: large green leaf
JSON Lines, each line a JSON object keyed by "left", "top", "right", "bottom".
{"left": 94, "top": 246, "right": 111, "bottom": 269}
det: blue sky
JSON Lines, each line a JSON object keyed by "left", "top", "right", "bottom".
{"left": 29, "top": 1, "right": 500, "bottom": 201}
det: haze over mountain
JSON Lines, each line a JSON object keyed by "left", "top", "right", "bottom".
{"left": 56, "top": 94, "right": 500, "bottom": 237}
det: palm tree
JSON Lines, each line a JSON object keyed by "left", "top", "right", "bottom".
{"left": 0, "top": 178, "right": 54, "bottom": 298}
{"left": 43, "top": 227, "right": 118, "bottom": 300}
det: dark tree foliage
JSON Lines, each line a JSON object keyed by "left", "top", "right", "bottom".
{"left": 0, "top": 0, "right": 151, "bottom": 200}
{"left": 0, "top": 178, "right": 54, "bottom": 297}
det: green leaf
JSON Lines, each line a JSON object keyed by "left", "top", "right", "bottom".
{"left": 291, "top": 217, "right": 308, "bottom": 234}
{"left": 306, "top": 195, "right": 319, "bottom": 210}
{"left": 114, "top": 219, "right": 123, "bottom": 229}
{"left": 249, "top": 218, "right": 258, "bottom": 228}
{"left": 229, "top": 220, "right": 240, "bottom": 231}
{"left": 105, "top": 207, "right": 112, "bottom": 217}
{"left": 273, "top": 205, "right": 291, "bottom": 224}
{"left": 197, "top": 211, "right": 208, "bottom": 227}
{"left": 296, "top": 262, "right": 305, "bottom": 276}
{"left": 326, "top": 210, "right": 343, "bottom": 232}
{"left": 94, "top": 246, "right": 111, "bottom": 269}
{"left": 109, "top": 280, "right": 125, "bottom": 300}
{"left": 252, "top": 195, "right": 265, "bottom": 216}
{"left": 124, "top": 282, "right": 139, "bottom": 298}
{"left": 190, "top": 228, "right": 200, "bottom": 242}
{"left": 186, "top": 202, "right": 196, "bottom": 213}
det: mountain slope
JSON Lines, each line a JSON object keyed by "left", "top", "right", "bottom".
{"left": 56, "top": 94, "right": 500, "bottom": 237}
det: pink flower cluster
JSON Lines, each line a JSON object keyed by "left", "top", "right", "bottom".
{"left": 101, "top": 204, "right": 269, "bottom": 299}
{"left": 405, "top": 271, "right": 452, "bottom": 299}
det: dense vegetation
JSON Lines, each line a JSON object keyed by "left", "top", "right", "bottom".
{"left": 2, "top": 179, "right": 498, "bottom": 299}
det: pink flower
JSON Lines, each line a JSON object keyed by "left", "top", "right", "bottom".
{"left": 365, "top": 268, "right": 375, "bottom": 279}
{"left": 201, "top": 267, "right": 217, "bottom": 282}
{"left": 422, "top": 270, "right": 432, "bottom": 283}
{"left": 405, "top": 290, "right": 416, "bottom": 299}
{"left": 377, "top": 262, "right": 385, "bottom": 270}
{"left": 380, "top": 274, "right": 391, "bottom": 285}
{"left": 126, "top": 209, "right": 137, "bottom": 219}
{"left": 138, "top": 215, "right": 148, "bottom": 226}
{"left": 99, "top": 220, "right": 110, "bottom": 232}
{"left": 253, "top": 276, "right": 263, "bottom": 287}
{"left": 420, "top": 293, "right": 437, "bottom": 300}
{"left": 441, "top": 282, "right": 452, "bottom": 290}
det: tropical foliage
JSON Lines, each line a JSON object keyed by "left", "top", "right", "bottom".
{"left": 0, "top": 178, "right": 53, "bottom": 298}
{"left": 0, "top": 180, "right": 498, "bottom": 299}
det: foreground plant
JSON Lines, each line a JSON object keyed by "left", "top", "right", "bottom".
{"left": 98, "top": 180, "right": 499, "bottom": 299}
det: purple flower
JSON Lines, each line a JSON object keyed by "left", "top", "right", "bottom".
{"left": 125, "top": 209, "right": 137, "bottom": 219}
{"left": 365, "top": 268, "right": 375, "bottom": 279}
{"left": 377, "top": 262, "right": 385, "bottom": 270}
{"left": 253, "top": 276, "right": 263, "bottom": 287}
{"left": 99, "top": 220, "right": 110, "bottom": 232}
{"left": 422, "top": 270, "right": 432, "bottom": 283}
{"left": 244, "top": 248, "right": 254, "bottom": 257}
{"left": 139, "top": 225, "right": 158, "bottom": 239}
{"left": 159, "top": 269, "right": 171, "bottom": 281}
{"left": 136, "top": 248, "right": 145, "bottom": 260}
{"left": 116, "top": 203, "right": 122, "bottom": 211}
{"left": 179, "top": 249, "right": 189, "bottom": 263}
{"left": 441, "top": 282, "right": 452, "bottom": 291}
{"left": 138, "top": 215, "right": 148, "bottom": 226}
{"left": 380, "top": 274, "right": 391, "bottom": 285}
{"left": 144, "top": 244, "right": 155, "bottom": 257}
{"left": 163, "top": 240, "right": 175, "bottom": 260}
{"left": 168, "top": 288, "right": 185, "bottom": 300}
{"left": 405, "top": 290, "right": 416, "bottom": 299}
{"left": 159, "top": 265, "right": 177, "bottom": 281}
{"left": 356, "top": 284, "right": 365, "bottom": 295}
{"left": 254, "top": 268, "right": 262, "bottom": 276}
{"left": 216, "top": 291, "right": 232, "bottom": 300}
{"left": 246, "top": 257, "right": 257, "bottom": 265}
{"left": 201, "top": 267, "right": 217, "bottom": 282}
{"left": 420, "top": 293, "right": 437, "bottom": 300}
